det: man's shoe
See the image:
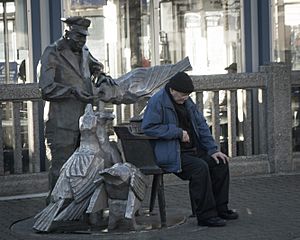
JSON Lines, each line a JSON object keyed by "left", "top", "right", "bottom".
{"left": 198, "top": 217, "right": 226, "bottom": 227}
{"left": 219, "top": 210, "right": 239, "bottom": 220}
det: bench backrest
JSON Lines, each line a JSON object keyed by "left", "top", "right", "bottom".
{"left": 114, "top": 126, "right": 163, "bottom": 175}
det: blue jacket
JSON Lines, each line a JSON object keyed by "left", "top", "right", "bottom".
{"left": 141, "top": 88, "right": 218, "bottom": 173}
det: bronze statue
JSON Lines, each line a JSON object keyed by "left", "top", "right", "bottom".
{"left": 38, "top": 16, "right": 104, "bottom": 192}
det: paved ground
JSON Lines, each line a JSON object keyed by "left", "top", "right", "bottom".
{"left": 1, "top": 173, "right": 300, "bottom": 240}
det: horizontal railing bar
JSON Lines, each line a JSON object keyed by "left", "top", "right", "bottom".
{"left": 0, "top": 83, "right": 41, "bottom": 101}
{"left": 191, "top": 73, "right": 267, "bottom": 91}
{"left": 231, "top": 154, "right": 268, "bottom": 162}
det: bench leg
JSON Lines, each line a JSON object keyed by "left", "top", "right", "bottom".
{"left": 156, "top": 174, "right": 167, "bottom": 227}
{"left": 149, "top": 175, "right": 158, "bottom": 212}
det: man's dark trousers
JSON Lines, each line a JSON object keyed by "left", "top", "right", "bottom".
{"left": 176, "top": 152, "right": 229, "bottom": 221}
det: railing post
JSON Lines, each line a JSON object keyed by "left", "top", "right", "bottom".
{"left": 261, "top": 63, "right": 293, "bottom": 173}
{"left": 211, "top": 91, "right": 220, "bottom": 147}
{"left": 12, "top": 102, "right": 22, "bottom": 174}
{"left": 27, "top": 101, "right": 41, "bottom": 173}
{"left": 244, "top": 89, "right": 253, "bottom": 155}
{"left": 227, "top": 90, "right": 237, "bottom": 157}
{"left": 0, "top": 105, "right": 3, "bottom": 175}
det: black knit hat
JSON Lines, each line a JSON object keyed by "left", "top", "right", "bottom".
{"left": 168, "top": 72, "right": 194, "bottom": 93}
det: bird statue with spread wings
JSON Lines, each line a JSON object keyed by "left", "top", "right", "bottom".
{"left": 33, "top": 104, "right": 122, "bottom": 232}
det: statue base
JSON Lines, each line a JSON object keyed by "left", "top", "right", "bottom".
{"left": 11, "top": 207, "right": 187, "bottom": 236}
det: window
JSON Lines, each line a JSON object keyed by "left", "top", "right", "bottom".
{"left": 159, "top": 0, "right": 242, "bottom": 74}
{"left": 272, "top": 0, "right": 300, "bottom": 70}
{"left": 62, "top": 0, "right": 152, "bottom": 78}
{"left": 272, "top": 0, "right": 300, "bottom": 151}
{"left": 0, "top": 0, "right": 29, "bottom": 84}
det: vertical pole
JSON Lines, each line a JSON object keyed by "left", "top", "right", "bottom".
{"left": 227, "top": 90, "right": 237, "bottom": 157}
{"left": 0, "top": 105, "right": 4, "bottom": 175}
{"left": 3, "top": 2, "right": 10, "bottom": 83}
{"left": 211, "top": 91, "right": 220, "bottom": 148}
{"left": 27, "top": 101, "right": 41, "bottom": 173}
{"left": 243, "top": 89, "right": 253, "bottom": 155}
{"left": 196, "top": 92, "right": 203, "bottom": 113}
{"left": 12, "top": 102, "right": 23, "bottom": 174}
{"left": 150, "top": 0, "right": 160, "bottom": 65}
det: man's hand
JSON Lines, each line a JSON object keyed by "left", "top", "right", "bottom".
{"left": 182, "top": 130, "right": 190, "bottom": 143}
{"left": 211, "top": 151, "right": 229, "bottom": 164}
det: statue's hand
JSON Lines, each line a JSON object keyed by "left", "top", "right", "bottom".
{"left": 95, "top": 73, "right": 118, "bottom": 87}
{"left": 72, "top": 87, "right": 94, "bottom": 103}
{"left": 92, "top": 62, "right": 104, "bottom": 73}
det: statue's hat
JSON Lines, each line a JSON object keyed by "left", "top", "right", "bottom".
{"left": 61, "top": 16, "right": 91, "bottom": 36}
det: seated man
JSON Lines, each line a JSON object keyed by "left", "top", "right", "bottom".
{"left": 141, "top": 72, "right": 238, "bottom": 227}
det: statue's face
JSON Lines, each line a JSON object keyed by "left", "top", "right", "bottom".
{"left": 66, "top": 31, "right": 87, "bottom": 52}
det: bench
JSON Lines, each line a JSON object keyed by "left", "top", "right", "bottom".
{"left": 113, "top": 125, "right": 167, "bottom": 227}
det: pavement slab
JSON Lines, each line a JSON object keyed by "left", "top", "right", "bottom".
{"left": 0, "top": 174, "right": 300, "bottom": 240}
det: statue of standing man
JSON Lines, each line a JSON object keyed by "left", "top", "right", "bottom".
{"left": 38, "top": 16, "right": 103, "bottom": 194}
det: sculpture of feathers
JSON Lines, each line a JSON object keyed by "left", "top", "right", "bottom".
{"left": 33, "top": 104, "right": 120, "bottom": 232}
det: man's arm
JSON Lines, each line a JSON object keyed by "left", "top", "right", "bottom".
{"left": 142, "top": 97, "right": 182, "bottom": 140}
